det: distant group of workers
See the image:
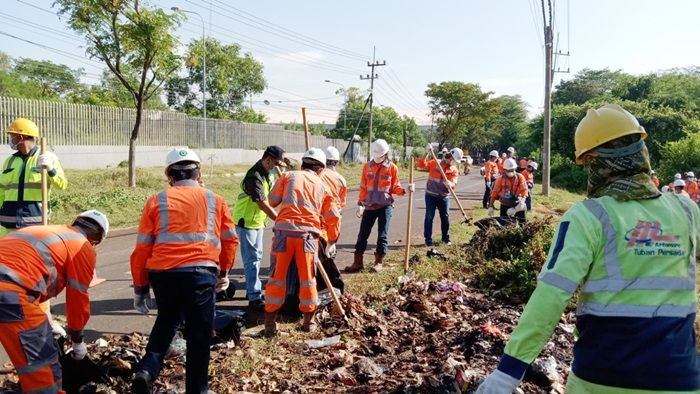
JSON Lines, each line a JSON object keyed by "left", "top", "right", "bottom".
{"left": 480, "top": 146, "right": 538, "bottom": 223}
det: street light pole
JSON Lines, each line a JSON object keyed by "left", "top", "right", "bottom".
{"left": 172, "top": 7, "right": 207, "bottom": 147}
{"left": 324, "top": 79, "right": 347, "bottom": 135}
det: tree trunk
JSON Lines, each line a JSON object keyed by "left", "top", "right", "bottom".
{"left": 128, "top": 98, "right": 144, "bottom": 187}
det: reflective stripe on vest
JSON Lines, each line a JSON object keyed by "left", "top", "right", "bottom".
{"left": 576, "top": 198, "right": 696, "bottom": 318}
{"left": 156, "top": 189, "right": 220, "bottom": 248}
{"left": 5, "top": 231, "right": 85, "bottom": 297}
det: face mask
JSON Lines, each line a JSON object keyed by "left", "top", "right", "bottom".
{"left": 8, "top": 135, "right": 19, "bottom": 150}
{"left": 506, "top": 171, "right": 515, "bottom": 178}
{"left": 373, "top": 156, "right": 385, "bottom": 164}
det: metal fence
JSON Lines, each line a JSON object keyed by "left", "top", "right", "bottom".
{"left": 0, "top": 96, "right": 345, "bottom": 152}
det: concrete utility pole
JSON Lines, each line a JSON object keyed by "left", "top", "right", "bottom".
{"left": 541, "top": 0, "right": 553, "bottom": 196}
{"left": 360, "top": 46, "right": 386, "bottom": 161}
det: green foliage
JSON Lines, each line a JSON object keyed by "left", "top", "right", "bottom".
{"left": 658, "top": 133, "right": 700, "bottom": 183}
{"left": 550, "top": 154, "right": 587, "bottom": 192}
{"left": 328, "top": 87, "right": 425, "bottom": 147}
{"left": 486, "top": 95, "right": 530, "bottom": 151}
{"left": 14, "top": 58, "right": 83, "bottom": 99}
{"left": 425, "top": 81, "right": 497, "bottom": 148}
{"left": 283, "top": 121, "right": 326, "bottom": 135}
{"left": 166, "top": 37, "right": 266, "bottom": 121}
{"left": 470, "top": 218, "right": 556, "bottom": 304}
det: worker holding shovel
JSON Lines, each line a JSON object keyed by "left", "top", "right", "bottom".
{"left": 478, "top": 104, "right": 700, "bottom": 393}
{"left": 423, "top": 146, "right": 461, "bottom": 246}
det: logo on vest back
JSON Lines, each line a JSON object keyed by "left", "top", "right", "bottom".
{"left": 625, "top": 220, "right": 683, "bottom": 257}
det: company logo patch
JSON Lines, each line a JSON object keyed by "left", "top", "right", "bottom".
{"left": 625, "top": 221, "right": 679, "bottom": 247}
{"left": 178, "top": 150, "right": 187, "bottom": 156}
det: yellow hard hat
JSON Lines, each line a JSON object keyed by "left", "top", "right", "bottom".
{"left": 6, "top": 118, "right": 39, "bottom": 138}
{"left": 574, "top": 104, "right": 646, "bottom": 164}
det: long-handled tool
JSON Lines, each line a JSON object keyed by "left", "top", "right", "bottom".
{"left": 316, "top": 254, "right": 349, "bottom": 325}
{"left": 40, "top": 137, "right": 48, "bottom": 225}
{"left": 404, "top": 157, "right": 414, "bottom": 272}
{"left": 302, "top": 107, "right": 310, "bottom": 150}
{"left": 428, "top": 147, "right": 470, "bottom": 222}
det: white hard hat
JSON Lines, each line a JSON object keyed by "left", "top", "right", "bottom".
{"left": 687, "top": 171, "right": 695, "bottom": 178}
{"left": 501, "top": 153, "right": 507, "bottom": 158}
{"left": 302, "top": 147, "right": 326, "bottom": 167}
{"left": 441, "top": 147, "right": 449, "bottom": 153}
{"left": 650, "top": 170, "right": 656, "bottom": 175}
{"left": 503, "top": 158, "right": 518, "bottom": 171}
{"left": 325, "top": 146, "right": 340, "bottom": 161}
{"left": 449, "top": 148, "right": 463, "bottom": 162}
{"left": 528, "top": 161, "right": 538, "bottom": 170}
{"left": 166, "top": 147, "right": 201, "bottom": 168}
{"left": 75, "top": 209, "right": 109, "bottom": 243}
{"left": 674, "top": 179, "right": 686, "bottom": 188}
{"left": 507, "top": 147, "right": 515, "bottom": 153}
{"left": 661, "top": 185, "right": 669, "bottom": 193}
{"left": 675, "top": 173, "right": 682, "bottom": 179}
{"left": 370, "top": 139, "right": 390, "bottom": 159}
{"left": 489, "top": 150, "right": 499, "bottom": 158}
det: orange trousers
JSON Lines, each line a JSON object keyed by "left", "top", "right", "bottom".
{"left": 264, "top": 233, "right": 318, "bottom": 313}
{"left": 0, "top": 281, "right": 64, "bottom": 394}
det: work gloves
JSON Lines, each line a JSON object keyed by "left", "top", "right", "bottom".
{"left": 134, "top": 292, "right": 156, "bottom": 314}
{"left": 71, "top": 341, "right": 87, "bottom": 360}
{"left": 408, "top": 183, "right": 415, "bottom": 193}
{"left": 325, "top": 242, "right": 337, "bottom": 258}
{"left": 216, "top": 276, "right": 230, "bottom": 292}
{"left": 476, "top": 370, "right": 522, "bottom": 394}
{"left": 507, "top": 207, "right": 516, "bottom": 217}
{"left": 356, "top": 205, "right": 365, "bottom": 218}
{"left": 37, "top": 155, "right": 53, "bottom": 172}
{"left": 487, "top": 207, "right": 495, "bottom": 217}
{"left": 515, "top": 198, "right": 527, "bottom": 213}
{"left": 45, "top": 309, "right": 67, "bottom": 337}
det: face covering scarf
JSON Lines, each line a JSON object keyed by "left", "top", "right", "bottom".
{"left": 586, "top": 140, "right": 661, "bottom": 201}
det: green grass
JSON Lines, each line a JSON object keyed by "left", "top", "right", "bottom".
{"left": 51, "top": 163, "right": 367, "bottom": 230}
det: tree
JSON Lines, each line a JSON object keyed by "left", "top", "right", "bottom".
{"left": 14, "top": 58, "right": 83, "bottom": 99}
{"left": 552, "top": 68, "right": 635, "bottom": 105}
{"left": 71, "top": 70, "right": 166, "bottom": 109}
{"left": 56, "top": 0, "right": 182, "bottom": 187}
{"left": 167, "top": 38, "right": 266, "bottom": 122}
{"left": 486, "top": 95, "right": 529, "bottom": 151}
{"left": 425, "top": 81, "right": 497, "bottom": 148}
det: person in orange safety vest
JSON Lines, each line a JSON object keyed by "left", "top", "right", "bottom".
{"left": 684, "top": 171, "right": 698, "bottom": 202}
{"left": 130, "top": 147, "right": 239, "bottom": 394}
{"left": 423, "top": 147, "right": 460, "bottom": 246}
{"left": 489, "top": 158, "right": 529, "bottom": 224}
{"left": 345, "top": 139, "right": 414, "bottom": 274}
{"left": 482, "top": 150, "right": 500, "bottom": 209}
{"left": 320, "top": 146, "right": 347, "bottom": 253}
{"left": 0, "top": 210, "right": 109, "bottom": 394}
{"left": 263, "top": 148, "right": 340, "bottom": 336}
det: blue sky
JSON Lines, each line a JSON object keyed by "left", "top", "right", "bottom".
{"left": 2, "top": 0, "right": 699, "bottom": 125}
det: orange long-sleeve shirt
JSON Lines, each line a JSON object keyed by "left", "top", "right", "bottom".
{"left": 0, "top": 225, "right": 96, "bottom": 338}
{"left": 130, "top": 180, "right": 238, "bottom": 293}
{"left": 358, "top": 160, "right": 405, "bottom": 209}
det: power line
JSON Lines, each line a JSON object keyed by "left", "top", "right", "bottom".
{"left": 200, "top": 0, "right": 367, "bottom": 61}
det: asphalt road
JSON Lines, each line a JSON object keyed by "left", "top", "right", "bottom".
{"left": 1, "top": 169, "right": 485, "bottom": 362}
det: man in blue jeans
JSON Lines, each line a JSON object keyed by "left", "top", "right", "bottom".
{"left": 424, "top": 148, "right": 461, "bottom": 246}
{"left": 233, "top": 146, "right": 283, "bottom": 311}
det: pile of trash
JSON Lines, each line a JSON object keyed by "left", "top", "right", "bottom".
{"left": 0, "top": 277, "right": 575, "bottom": 393}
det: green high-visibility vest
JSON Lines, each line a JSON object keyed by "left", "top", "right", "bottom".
{"left": 233, "top": 165, "right": 272, "bottom": 229}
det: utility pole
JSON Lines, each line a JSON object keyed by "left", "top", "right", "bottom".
{"left": 360, "top": 46, "right": 386, "bottom": 161}
{"left": 541, "top": 0, "right": 554, "bottom": 196}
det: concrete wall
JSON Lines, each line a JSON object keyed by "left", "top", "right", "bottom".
{"left": 0, "top": 145, "right": 305, "bottom": 169}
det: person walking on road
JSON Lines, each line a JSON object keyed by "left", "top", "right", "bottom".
{"left": 483, "top": 150, "right": 499, "bottom": 209}
{"left": 130, "top": 148, "right": 239, "bottom": 394}
{"left": 232, "top": 146, "right": 284, "bottom": 311}
{"left": 0, "top": 210, "right": 109, "bottom": 394}
{"left": 424, "top": 147, "right": 461, "bottom": 246}
{"left": 477, "top": 104, "right": 700, "bottom": 393}
{"left": 263, "top": 148, "right": 339, "bottom": 335}
{"left": 488, "top": 158, "right": 528, "bottom": 223}
{"left": 345, "top": 139, "right": 414, "bottom": 273}
{"left": 1, "top": 117, "right": 69, "bottom": 336}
